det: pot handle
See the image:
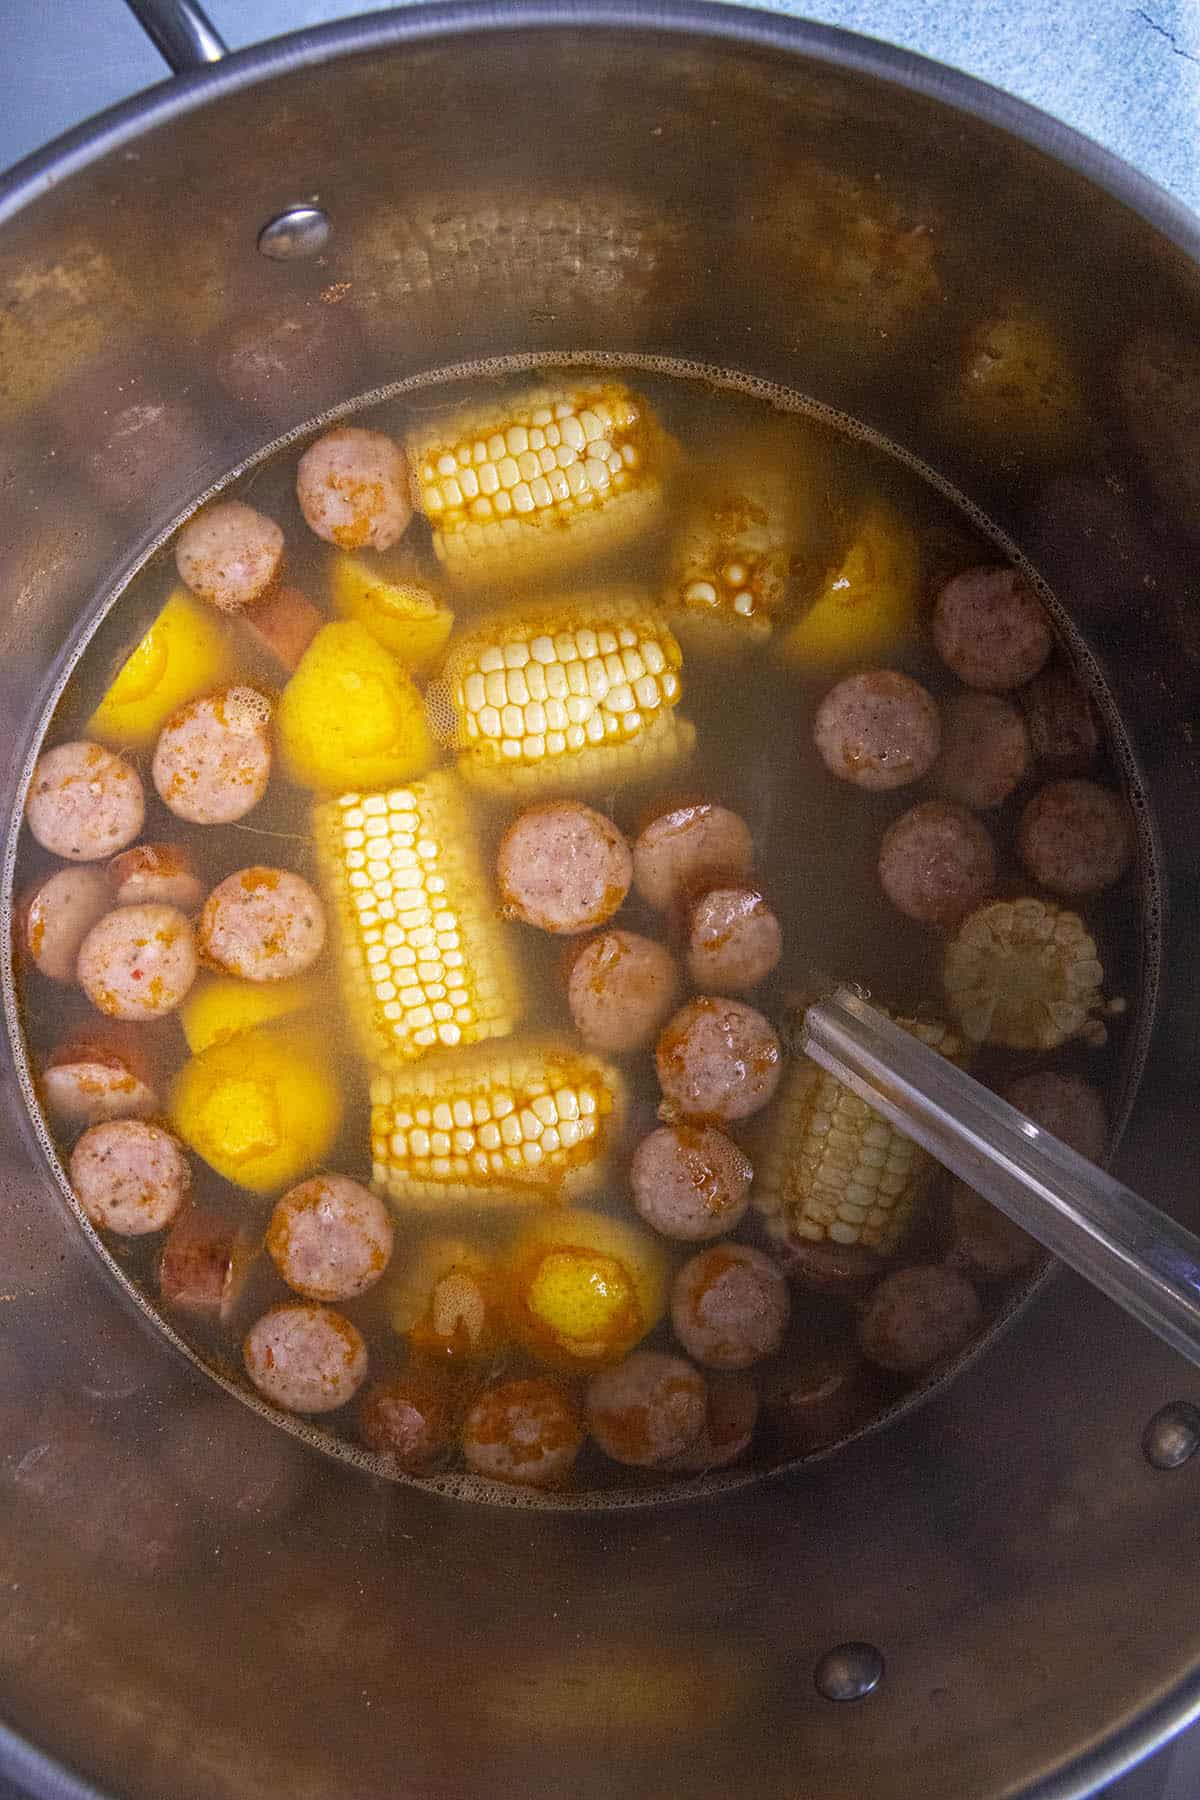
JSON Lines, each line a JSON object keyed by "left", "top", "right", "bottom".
{"left": 122, "top": 0, "right": 227, "bottom": 72}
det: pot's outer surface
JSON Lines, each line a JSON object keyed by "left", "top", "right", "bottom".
{"left": 2, "top": 9, "right": 1200, "bottom": 1798}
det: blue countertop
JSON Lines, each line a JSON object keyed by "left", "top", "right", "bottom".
{"left": 2, "top": 4, "right": 1199, "bottom": 1799}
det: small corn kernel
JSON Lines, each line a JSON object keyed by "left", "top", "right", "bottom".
{"left": 428, "top": 591, "right": 694, "bottom": 796}
{"left": 315, "top": 771, "right": 522, "bottom": 1067}
{"left": 407, "top": 381, "right": 674, "bottom": 589}
{"left": 756, "top": 1015, "right": 963, "bottom": 1256}
{"left": 370, "top": 1040, "right": 624, "bottom": 1210}
{"left": 943, "top": 898, "right": 1119, "bottom": 1050}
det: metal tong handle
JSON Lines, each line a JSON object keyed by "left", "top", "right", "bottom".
{"left": 123, "top": 0, "right": 227, "bottom": 73}
{"left": 802, "top": 987, "right": 1200, "bottom": 1371}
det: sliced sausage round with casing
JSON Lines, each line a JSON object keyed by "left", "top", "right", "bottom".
{"left": 243, "top": 1303, "right": 368, "bottom": 1414}
{"left": 632, "top": 801, "right": 755, "bottom": 911}
{"left": 175, "top": 500, "right": 284, "bottom": 612}
{"left": 877, "top": 800, "right": 997, "bottom": 927}
{"left": 1018, "top": 664, "right": 1100, "bottom": 778}
{"left": 26, "top": 741, "right": 144, "bottom": 861}
{"left": 198, "top": 867, "right": 326, "bottom": 981}
{"left": 109, "top": 842, "right": 204, "bottom": 911}
{"left": 567, "top": 929, "right": 681, "bottom": 1053}
{"left": 630, "top": 1123, "right": 752, "bottom": 1242}
{"left": 497, "top": 801, "right": 632, "bottom": 935}
{"left": 77, "top": 903, "right": 198, "bottom": 1020}
{"left": 158, "top": 1204, "right": 259, "bottom": 1323}
{"left": 462, "top": 1377, "right": 584, "bottom": 1488}
{"left": 41, "top": 1026, "right": 158, "bottom": 1127}
{"left": 932, "top": 691, "right": 1031, "bottom": 810}
{"left": 22, "top": 865, "right": 113, "bottom": 981}
{"left": 358, "top": 1369, "right": 456, "bottom": 1472}
{"left": 296, "top": 427, "right": 412, "bottom": 552}
{"left": 586, "top": 1350, "right": 708, "bottom": 1468}
{"left": 813, "top": 670, "right": 941, "bottom": 791}
{"left": 69, "top": 1118, "right": 191, "bottom": 1236}
{"left": 152, "top": 686, "right": 273, "bottom": 825}
{"left": 656, "top": 997, "right": 782, "bottom": 1123}
{"left": 1017, "top": 778, "right": 1133, "bottom": 896}
{"left": 670, "top": 1244, "right": 790, "bottom": 1371}
{"left": 764, "top": 1342, "right": 870, "bottom": 1455}
{"left": 857, "top": 1264, "right": 982, "bottom": 1374}
{"left": 267, "top": 1174, "right": 394, "bottom": 1302}
{"left": 663, "top": 1374, "right": 759, "bottom": 1473}
{"left": 932, "top": 566, "right": 1053, "bottom": 690}
{"left": 685, "top": 883, "right": 783, "bottom": 992}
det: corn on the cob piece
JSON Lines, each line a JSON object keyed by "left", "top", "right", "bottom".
{"left": 427, "top": 591, "right": 694, "bottom": 796}
{"left": 369, "top": 1039, "right": 623, "bottom": 1211}
{"left": 943, "top": 897, "right": 1121, "bottom": 1050}
{"left": 756, "top": 1017, "right": 963, "bottom": 1255}
{"left": 389, "top": 1235, "right": 500, "bottom": 1359}
{"left": 664, "top": 458, "right": 798, "bottom": 648}
{"left": 407, "top": 381, "right": 671, "bottom": 588}
{"left": 314, "top": 771, "right": 522, "bottom": 1067}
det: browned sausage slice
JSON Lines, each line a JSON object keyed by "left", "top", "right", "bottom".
{"left": 461, "top": 1377, "right": 585, "bottom": 1488}
{"left": 22, "top": 865, "right": 113, "bottom": 981}
{"left": 670, "top": 1244, "right": 790, "bottom": 1370}
{"left": 566, "top": 929, "right": 681, "bottom": 1053}
{"left": 198, "top": 867, "right": 326, "bottom": 981}
{"left": 932, "top": 691, "right": 1031, "bottom": 810}
{"left": 497, "top": 801, "right": 632, "bottom": 935}
{"left": 266, "top": 1174, "right": 394, "bottom": 1302}
{"left": 586, "top": 1350, "right": 708, "bottom": 1467}
{"left": 296, "top": 427, "right": 412, "bottom": 551}
{"left": 664, "top": 1374, "right": 759, "bottom": 1473}
{"left": 1018, "top": 664, "right": 1100, "bottom": 777}
{"left": 1016, "top": 778, "right": 1133, "bottom": 896}
{"left": 69, "top": 1119, "right": 191, "bottom": 1236}
{"left": 773, "top": 1238, "right": 884, "bottom": 1298}
{"left": 152, "top": 686, "right": 273, "bottom": 826}
{"left": 656, "top": 997, "right": 782, "bottom": 1123}
{"left": 685, "top": 884, "right": 782, "bottom": 992}
{"left": 175, "top": 501, "right": 284, "bottom": 612}
{"left": 26, "top": 741, "right": 144, "bottom": 861}
{"left": 358, "top": 1369, "right": 456, "bottom": 1472}
{"left": 877, "top": 800, "right": 997, "bottom": 927}
{"left": 77, "top": 903, "right": 198, "bottom": 1019}
{"left": 632, "top": 801, "right": 754, "bottom": 911}
{"left": 857, "top": 1264, "right": 981, "bottom": 1373}
{"left": 158, "top": 1205, "right": 259, "bottom": 1322}
{"left": 813, "top": 670, "right": 941, "bottom": 790}
{"left": 109, "top": 843, "right": 204, "bottom": 911}
{"left": 932, "top": 566, "right": 1053, "bottom": 690}
{"left": 630, "top": 1124, "right": 752, "bottom": 1242}
{"left": 41, "top": 1026, "right": 158, "bottom": 1127}
{"left": 764, "top": 1343, "right": 869, "bottom": 1454}
{"left": 243, "top": 1303, "right": 368, "bottom": 1413}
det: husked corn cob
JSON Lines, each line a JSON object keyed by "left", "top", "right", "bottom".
{"left": 943, "top": 897, "right": 1121, "bottom": 1050}
{"left": 756, "top": 1017, "right": 963, "bottom": 1255}
{"left": 314, "top": 772, "right": 522, "bottom": 1067}
{"left": 407, "top": 381, "right": 671, "bottom": 588}
{"left": 428, "top": 592, "right": 694, "bottom": 796}
{"left": 664, "top": 458, "right": 798, "bottom": 646}
{"left": 370, "top": 1039, "right": 623, "bottom": 1210}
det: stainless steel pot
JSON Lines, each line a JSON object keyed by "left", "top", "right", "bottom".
{"left": 2, "top": 5, "right": 1200, "bottom": 1795}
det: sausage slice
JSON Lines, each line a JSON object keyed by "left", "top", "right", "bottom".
{"left": 26, "top": 741, "right": 144, "bottom": 861}
{"left": 670, "top": 1244, "right": 790, "bottom": 1370}
{"left": 266, "top": 1174, "right": 394, "bottom": 1302}
{"left": 69, "top": 1119, "right": 191, "bottom": 1236}
{"left": 877, "top": 800, "right": 997, "bottom": 927}
{"left": 22, "top": 865, "right": 113, "bottom": 982}
{"left": 359, "top": 1369, "right": 455, "bottom": 1472}
{"left": 159, "top": 1204, "right": 259, "bottom": 1323}
{"left": 296, "top": 427, "right": 412, "bottom": 552}
{"left": 932, "top": 691, "right": 1031, "bottom": 810}
{"left": 1016, "top": 779, "right": 1133, "bottom": 896}
{"left": 685, "top": 884, "right": 783, "bottom": 992}
{"left": 109, "top": 843, "right": 204, "bottom": 911}
{"left": 152, "top": 686, "right": 273, "bottom": 825}
{"left": 632, "top": 802, "right": 754, "bottom": 911}
{"left": 656, "top": 997, "right": 782, "bottom": 1123}
{"left": 857, "top": 1264, "right": 982, "bottom": 1373}
{"left": 77, "top": 903, "right": 198, "bottom": 1020}
{"left": 462, "top": 1378, "right": 584, "bottom": 1488}
{"left": 630, "top": 1124, "right": 753, "bottom": 1242}
{"left": 567, "top": 929, "right": 681, "bottom": 1052}
{"left": 198, "top": 867, "right": 326, "bottom": 981}
{"left": 41, "top": 1027, "right": 158, "bottom": 1127}
{"left": 813, "top": 670, "right": 941, "bottom": 790}
{"left": 175, "top": 501, "right": 284, "bottom": 612}
{"left": 932, "top": 566, "right": 1053, "bottom": 690}
{"left": 497, "top": 801, "right": 632, "bottom": 935}
{"left": 243, "top": 1303, "right": 368, "bottom": 1413}
{"left": 586, "top": 1351, "right": 708, "bottom": 1467}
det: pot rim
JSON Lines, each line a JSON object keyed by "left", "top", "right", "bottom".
{"left": 2, "top": 6, "right": 1198, "bottom": 1798}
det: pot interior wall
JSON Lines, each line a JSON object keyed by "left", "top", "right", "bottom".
{"left": 1, "top": 17, "right": 1200, "bottom": 1799}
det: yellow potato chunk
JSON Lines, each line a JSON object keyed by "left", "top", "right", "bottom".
{"left": 168, "top": 1025, "right": 342, "bottom": 1195}
{"left": 504, "top": 1209, "right": 667, "bottom": 1371}
{"left": 87, "top": 590, "right": 232, "bottom": 749}
{"left": 178, "top": 973, "right": 317, "bottom": 1055}
{"left": 330, "top": 553, "right": 454, "bottom": 674}
{"left": 275, "top": 619, "right": 437, "bottom": 791}
{"left": 780, "top": 500, "right": 919, "bottom": 671}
